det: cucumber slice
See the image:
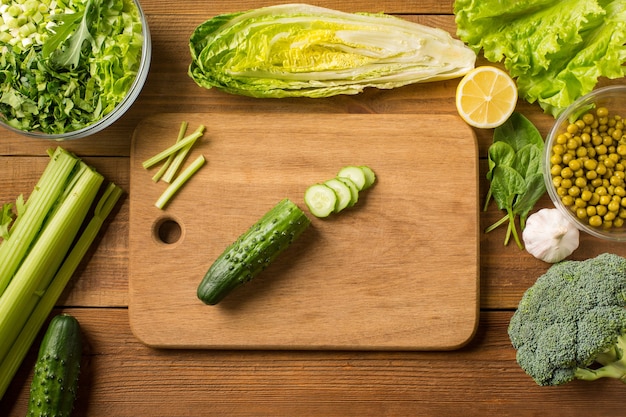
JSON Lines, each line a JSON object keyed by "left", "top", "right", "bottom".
{"left": 324, "top": 178, "right": 352, "bottom": 213}
{"left": 359, "top": 166, "right": 376, "bottom": 189}
{"left": 337, "top": 177, "right": 359, "bottom": 207}
{"left": 337, "top": 166, "right": 367, "bottom": 190}
{"left": 304, "top": 184, "right": 338, "bottom": 218}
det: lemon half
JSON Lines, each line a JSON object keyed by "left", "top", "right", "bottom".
{"left": 455, "top": 66, "right": 518, "bottom": 129}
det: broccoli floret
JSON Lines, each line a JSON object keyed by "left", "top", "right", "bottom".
{"left": 508, "top": 252, "right": 626, "bottom": 386}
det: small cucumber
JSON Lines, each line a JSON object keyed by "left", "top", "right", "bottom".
{"left": 27, "top": 314, "right": 82, "bottom": 417}
{"left": 197, "top": 199, "right": 311, "bottom": 305}
{"left": 304, "top": 184, "right": 337, "bottom": 218}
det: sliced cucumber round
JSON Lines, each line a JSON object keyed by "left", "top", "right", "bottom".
{"left": 337, "top": 166, "right": 367, "bottom": 190}
{"left": 337, "top": 177, "right": 359, "bottom": 207}
{"left": 359, "top": 166, "right": 376, "bottom": 189}
{"left": 304, "top": 165, "right": 376, "bottom": 218}
{"left": 304, "top": 184, "right": 337, "bottom": 218}
{"left": 324, "top": 178, "right": 352, "bottom": 213}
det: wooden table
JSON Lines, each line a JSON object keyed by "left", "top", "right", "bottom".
{"left": 3, "top": 1, "right": 626, "bottom": 415}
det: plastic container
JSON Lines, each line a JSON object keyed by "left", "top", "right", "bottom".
{"left": 544, "top": 85, "right": 626, "bottom": 241}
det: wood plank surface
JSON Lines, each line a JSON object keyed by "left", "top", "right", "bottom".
{"left": 4, "top": 309, "right": 626, "bottom": 417}
{"left": 2, "top": 1, "right": 626, "bottom": 415}
{"left": 128, "top": 113, "right": 479, "bottom": 350}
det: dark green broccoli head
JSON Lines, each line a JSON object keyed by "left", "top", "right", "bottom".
{"left": 508, "top": 253, "right": 626, "bottom": 386}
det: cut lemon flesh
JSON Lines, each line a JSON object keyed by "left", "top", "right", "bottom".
{"left": 455, "top": 66, "right": 518, "bottom": 129}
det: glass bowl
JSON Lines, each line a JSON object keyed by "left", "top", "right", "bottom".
{"left": 0, "top": 0, "right": 151, "bottom": 140}
{"left": 544, "top": 85, "right": 626, "bottom": 241}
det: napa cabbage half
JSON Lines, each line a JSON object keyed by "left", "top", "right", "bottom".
{"left": 454, "top": 0, "right": 626, "bottom": 117}
{"left": 188, "top": 3, "right": 476, "bottom": 98}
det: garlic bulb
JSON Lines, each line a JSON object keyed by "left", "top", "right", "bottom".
{"left": 522, "top": 208, "right": 580, "bottom": 263}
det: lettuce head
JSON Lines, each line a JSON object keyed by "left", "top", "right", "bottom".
{"left": 188, "top": 3, "right": 476, "bottom": 98}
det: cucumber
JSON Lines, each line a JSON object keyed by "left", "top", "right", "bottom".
{"left": 323, "top": 178, "right": 352, "bottom": 212}
{"left": 304, "top": 184, "right": 337, "bottom": 218}
{"left": 304, "top": 165, "right": 376, "bottom": 218}
{"left": 337, "top": 177, "right": 359, "bottom": 207}
{"left": 27, "top": 314, "right": 82, "bottom": 417}
{"left": 197, "top": 199, "right": 311, "bottom": 305}
{"left": 337, "top": 166, "right": 367, "bottom": 190}
{"left": 359, "top": 166, "right": 376, "bottom": 189}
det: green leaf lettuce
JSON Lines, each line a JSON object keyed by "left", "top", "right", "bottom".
{"left": 454, "top": 0, "right": 626, "bottom": 117}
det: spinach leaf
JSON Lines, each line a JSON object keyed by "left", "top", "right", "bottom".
{"left": 493, "top": 112, "right": 544, "bottom": 150}
{"left": 484, "top": 112, "right": 546, "bottom": 249}
{"left": 484, "top": 140, "right": 517, "bottom": 210}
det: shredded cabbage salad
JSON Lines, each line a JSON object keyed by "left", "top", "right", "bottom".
{"left": 0, "top": 0, "right": 144, "bottom": 134}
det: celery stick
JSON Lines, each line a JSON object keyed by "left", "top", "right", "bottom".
{"left": 0, "top": 147, "right": 78, "bottom": 295}
{"left": 0, "top": 162, "right": 102, "bottom": 366}
{"left": 0, "top": 182, "right": 123, "bottom": 400}
{"left": 161, "top": 124, "right": 205, "bottom": 183}
{"left": 155, "top": 154, "right": 206, "bottom": 209}
{"left": 152, "top": 121, "right": 188, "bottom": 182}
{"left": 142, "top": 128, "right": 204, "bottom": 169}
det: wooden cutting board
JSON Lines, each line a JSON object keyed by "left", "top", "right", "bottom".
{"left": 128, "top": 112, "right": 480, "bottom": 350}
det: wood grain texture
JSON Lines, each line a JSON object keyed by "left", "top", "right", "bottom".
{"left": 4, "top": 309, "right": 626, "bottom": 417}
{"left": 3, "top": 2, "right": 626, "bottom": 415}
{"left": 128, "top": 113, "right": 479, "bottom": 350}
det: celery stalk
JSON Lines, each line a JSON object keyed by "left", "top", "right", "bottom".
{"left": 142, "top": 128, "right": 204, "bottom": 169}
{"left": 0, "top": 147, "right": 79, "bottom": 295}
{"left": 155, "top": 154, "right": 206, "bottom": 209}
{"left": 0, "top": 161, "right": 103, "bottom": 366}
{"left": 152, "top": 121, "right": 188, "bottom": 182}
{"left": 0, "top": 182, "right": 123, "bottom": 400}
{"left": 161, "top": 124, "right": 205, "bottom": 183}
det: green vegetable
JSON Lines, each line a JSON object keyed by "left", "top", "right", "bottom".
{"left": 305, "top": 166, "right": 376, "bottom": 218}
{"left": 0, "top": 148, "right": 123, "bottom": 400}
{"left": 304, "top": 184, "right": 337, "bottom": 218}
{"left": 483, "top": 112, "right": 545, "bottom": 249}
{"left": 337, "top": 166, "right": 368, "bottom": 191}
{"left": 323, "top": 178, "right": 353, "bottom": 213}
{"left": 142, "top": 122, "right": 206, "bottom": 209}
{"left": 152, "top": 121, "right": 189, "bottom": 182}
{"left": 0, "top": 202, "right": 15, "bottom": 240}
{"left": 338, "top": 177, "right": 360, "bottom": 207}
{"left": 0, "top": 0, "right": 145, "bottom": 134}
{"left": 454, "top": 0, "right": 626, "bottom": 117}
{"left": 27, "top": 314, "right": 82, "bottom": 416}
{"left": 189, "top": 3, "right": 476, "bottom": 98}
{"left": 508, "top": 253, "right": 626, "bottom": 386}
{"left": 197, "top": 199, "right": 311, "bottom": 305}
{"left": 358, "top": 166, "right": 377, "bottom": 189}
{"left": 155, "top": 154, "right": 206, "bottom": 210}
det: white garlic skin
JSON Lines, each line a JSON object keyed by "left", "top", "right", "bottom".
{"left": 522, "top": 208, "right": 580, "bottom": 263}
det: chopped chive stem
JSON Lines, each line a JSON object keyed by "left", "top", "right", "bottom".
{"left": 0, "top": 147, "right": 78, "bottom": 296}
{"left": 155, "top": 154, "right": 206, "bottom": 210}
{"left": 142, "top": 127, "right": 205, "bottom": 170}
{"left": 0, "top": 182, "right": 123, "bottom": 400}
{"left": 152, "top": 121, "right": 188, "bottom": 182}
{"left": 0, "top": 164, "right": 103, "bottom": 366}
{"left": 161, "top": 125, "right": 204, "bottom": 183}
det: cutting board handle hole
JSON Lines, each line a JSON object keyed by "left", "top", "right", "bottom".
{"left": 154, "top": 217, "right": 183, "bottom": 245}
